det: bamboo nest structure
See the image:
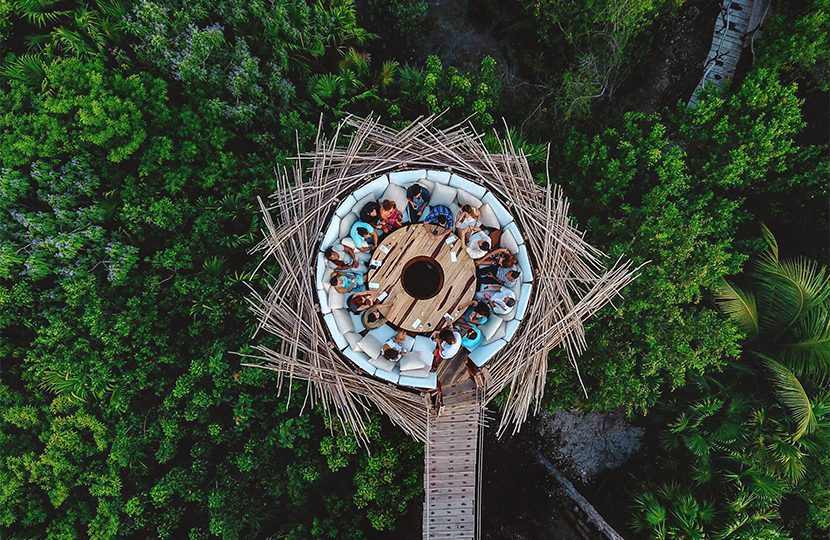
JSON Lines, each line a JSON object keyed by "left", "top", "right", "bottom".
{"left": 242, "top": 114, "right": 639, "bottom": 444}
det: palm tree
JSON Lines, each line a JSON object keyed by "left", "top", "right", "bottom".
{"left": 715, "top": 225, "right": 830, "bottom": 440}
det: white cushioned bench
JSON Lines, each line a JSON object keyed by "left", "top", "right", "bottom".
{"left": 315, "top": 169, "right": 533, "bottom": 388}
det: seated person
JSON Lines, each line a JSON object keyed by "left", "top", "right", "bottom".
{"left": 475, "top": 286, "right": 517, "bottom": 316}
{"left": 477, "top": 264, "right": 521, "bottom": 287}
{"left": 361, "top": 303, "right": 392, "bottom": 330}
{"left": 381, "top": 330, "right": 409, "bottom": 362}
{"left": 359, "top": 201, "right": 381, "bottom": 229}
{"left": 461, "top": 326, "right": 483, "bottom": 351}
{"left": 463, "top": 228, "right": 491, "bottom": 260}
{"left": 476, "top": 247, "right": 516, "bottom": 269}
{"left": 378, "top": 200, "right": 403, "bottom": 233}
{"left": 346, "top": 290, "right": 375, "bottom": 314}
{"left": 406, "top": 183, "right": 431, "bottom": 223}
{"left": 455, "top": 205, "right": 480, "bottom": 240}
{"left": 331, "top": 270, "right": 365, "bottom": 294}
{"left": 432, "top": 327, "right": 462, "bottom": 361}
{"left": 324, "top": 243, "right": 359, "bottom": 271}
{"left": 349, "top": 221, "right": 378, "bottom": 252}
{"left": 463, "top": 301, "right": 491, "bottom": 326}
{"left": 424, "top": 204, "right": 454, "bottom": 231}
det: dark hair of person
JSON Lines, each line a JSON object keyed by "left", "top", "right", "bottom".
{"left": 383, "top": 348, "right": 399, "bottom": 360}
{"left": 508, "top": 270, "right": 521, "bottom": 281}
{"left": 438, "top": 328, "right": 455, "bottom": 343}
{"left": 406, "top": 184, "right": 422, "bottom": 199}
{"left": 466, "top": 327, "right": 479, "bottom": 339}
{"left": 461, "top": 204, "right": 473, "bottom": 214}
{"left": 436, "top": 214, "right": 448, "bottom": 226}
{"left": 367, "top": 312, "right": 378, "bottom": 323}
{"left": 504, "top": 296, "right": 516, "bottom": 307}
{"left": 356, "top": 226, "right": 370, "bottom": 237}
{"left": 480, "top": 240, "right": 491, "bottom": 251}
{"left": 382, "top": 200, "right": 396, "bottom": 211}
{"left": 359, "top": 201, "right": 379, "bottom": 224}
{"left": 324, "top": 247, "right": 335, "bottom": 259}
{"left": 330, "top": 276, "right": 340, "bottom": 286}
{"left": 473, "top": 303, "right": 491, "bottom": 318}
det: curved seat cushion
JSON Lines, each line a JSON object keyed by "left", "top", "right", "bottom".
{"left": 339, "top": 213, "right": 358, "bottom": 238}
{"left": 429, "top": 183, "right": 457, "bottom": 208}
{"left": 426, "top": 170, "right": 452, "bottom": 185}
{"left": 332, "top": 308, "right": 355, "bottom": 334}
{"left": 449, "top": 174, "right": 487, "bottom": 199}
{"left": 517, "top": 245, "right": 533, "bottom": 282}
{"left": 353, "top": 175, "right": 389, "bottom": 201}
{"left": 503, "top": 319, "right": 521, "bottom": 342}
{"left": 335, "top": 195, "right": 357, "bottom": 218}
{"left": 381, "top": 183, "right": 408, "bottom": 216}
{"left": 482, "top": 192, "right": 513, "bottom": 226}
{"left": 344, "top": 332, "right": 362, "bottom": 350}
{"left": 389, "top": 169, "right": 428, "bottom": 187}
{"left": 469, "top": 338, "right": 507, "bottom": 368}
{"left": 317, "top": 287, "right": 331, "bottom": 315}
{"left": 343, "top": 348, "right": 376, "bottom": 375}
{"left": 479, "top": 315, "right": 504, "bottom": 341}
{"left": 399, "top": 371, "right": 437, "bottom": 389}
{"left": 316, "top": 252, "right": 326, "bottom": 285}
{"left": 514, "top": 283, "right": 532, "bottom": 321}
{"left": 456, "top": 189, "right": 484, "bottom": 210}
{"left": 322, "top": 215, "right": 341, "bottom": 250}
{"left": 412, "top": 335, "right": 437, "bottom": 359}
{"left": 499, "top": 228, "right": 520, "bottom": 256}
{"left": 322, "top": 267, "right": 333, "bottom": 291}
{"left": 478, "top": 204, "right": 500, "bottom": 229}
{"left": 323, "top": 313, "right": 349, "bottom": 351}
{"left": 375, "top": 366, "right": 400, "bottom": 384}
{"left": 504, "top": 222, "right": 524, "bottom": 246}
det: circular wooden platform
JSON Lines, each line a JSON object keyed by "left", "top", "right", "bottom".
{"left": 366, "top": 223, "right": 477, "bottom": 333}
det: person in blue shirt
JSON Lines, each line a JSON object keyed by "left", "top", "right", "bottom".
{"left": 330, "top": 270, "right": 365, "bottom": 293}
{"left": 461, "top": 326, "right": 482, "bottom": 351}
{"left": 406, "top": 183, "right": 431, "bottom": 223}
{"left": 349, "top": 220, "right": 378, "bottom": 252}
{"left": 424, "top": 204, "right": 454, "bottom": 230}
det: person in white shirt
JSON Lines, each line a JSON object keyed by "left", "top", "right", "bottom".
{"left": 381, "top": 330, "right": 409, "bottom": 362}
{"left": 464, "top": 229, "right": 491, "bottom": 260}
{"left": 475, "top": 286, "right": 517, "bottom": 315}
{"left": 432, "top": 327, "right": 462, "bottom": 360}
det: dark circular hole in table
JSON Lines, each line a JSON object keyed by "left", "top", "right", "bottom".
{"left": 401, "top": 257, "right": 444, "bottom": 300}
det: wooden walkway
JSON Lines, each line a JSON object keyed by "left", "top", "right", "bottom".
{"left": 689, "top": 0, "right": 768, "bottom": 106}
{"left": 423, "top": 378, "right": 485, "bottom": 539}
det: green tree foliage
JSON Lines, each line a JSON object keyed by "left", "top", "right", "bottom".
{"left": 545, "top": 67, "right": 823, "bottom": 414}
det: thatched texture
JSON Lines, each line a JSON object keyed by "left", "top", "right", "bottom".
{"left": 242, "top": 114, "right": 639, "bottom": 443}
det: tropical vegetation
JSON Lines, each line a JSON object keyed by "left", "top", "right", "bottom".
{"left": 0, "top": 0, "right": 827, "bottom": 538}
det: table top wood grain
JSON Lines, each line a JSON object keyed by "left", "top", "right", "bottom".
{"left": 366, "top": 224, "right": 477, "bottom": 333}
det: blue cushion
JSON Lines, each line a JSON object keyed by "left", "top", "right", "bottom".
{"left": 399, "top": 371, "right": 437, "bottom": 389}
{"left": 335, "top": 195, "right": 357, "bottom": 218}
{"left": 323, "top": 313, "right": 349, "bottom": 350}
{"left": 482, "top": 192, "right": 513, "bottom": 226}
{"left": 353, "top": 175, "right": 389, "bottom": 201}
{"left": 469, "top": 339, "right": 507, "bottom": 367}
{"left": 375, "top": 366, "right": 400, "bottom": 384}
{"left": 517, "top": 245, "right": 533, "bottom": 283}
{"left": 343, "top": 348, "right": 377, "bottom": 376}
{"left": 389, "top": 169, "right": 428, "bottom": 187}
{"left": 515, "top": 283, "right": 532, "bottom": 321}
{"left": 426, "top": 170, "right": 452, "bottom": 185}
{"left": 449, "top": 174, "right": 487, "bottom": 199}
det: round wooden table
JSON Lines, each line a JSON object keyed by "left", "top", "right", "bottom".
{"left": 366, "top": 223, "right": 477, "bottom": 333}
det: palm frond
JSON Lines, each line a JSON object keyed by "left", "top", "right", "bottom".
{"left": 714, "top": 279, "right": 759, "bottom": 338}
{"left": 757, "top": 353, "right": 817, "bottom": 440}
{"left": 0, "top": 54, "right": 46, "bottom": 85}
{"left": 779, "top": 306, "right": 830, "bottom": 386}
